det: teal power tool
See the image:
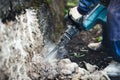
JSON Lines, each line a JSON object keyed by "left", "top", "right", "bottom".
{"left": 46, "top": 4, "right": 107, "bottom": 60}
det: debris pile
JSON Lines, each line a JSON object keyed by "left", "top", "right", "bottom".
{"left": 29, "top": 57, "right": 110, "bottom": 80}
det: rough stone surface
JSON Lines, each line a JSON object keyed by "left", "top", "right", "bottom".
{"left": 0, "top": 9, "right": 44, "bottom": 80}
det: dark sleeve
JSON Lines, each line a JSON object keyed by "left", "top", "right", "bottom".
{"left": 77, "top": 0, "right": 99, "bottom": 15}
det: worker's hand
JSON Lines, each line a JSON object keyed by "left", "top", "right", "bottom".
{"left": 69, "top": 6, "right": 82, "bottom": 21}
{"left": 64, "top": 6, "right": 83, "bottom": 28}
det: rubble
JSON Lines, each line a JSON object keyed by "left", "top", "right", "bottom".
{"left": 0, "top": 7, "right": 111, "bottom": 80}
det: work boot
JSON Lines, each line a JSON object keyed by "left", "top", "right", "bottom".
{"left": 103, "top": 60, "right": 120, "bottom": 77}
{"left": 88, "top": 42, "right": 106, "bottom": 52}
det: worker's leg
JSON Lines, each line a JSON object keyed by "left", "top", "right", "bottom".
{"left": 107, "top": 0, "right": 120, "bottom": 41}
{"left": 103, "top": 1, "right": 120, "bottom": 76}
{"left": 107, "top": 0, "right": 120, "bottom": 62}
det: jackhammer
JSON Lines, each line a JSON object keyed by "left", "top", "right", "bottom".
{"left": 46, "top": 4, "right": 107, "bottom": 60}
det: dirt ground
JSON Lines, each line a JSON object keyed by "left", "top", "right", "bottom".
{"left": 65, "top": 25, "right": 120, "bottom": 80}
{"left": 65, "top": 25, "right": 113, "bottom": 69}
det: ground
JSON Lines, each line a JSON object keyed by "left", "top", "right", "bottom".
{"left": 65, "top": 25, "right": 112, "bottom": 70}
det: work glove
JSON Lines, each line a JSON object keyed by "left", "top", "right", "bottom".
{"left": 64, "top": 6, "right": 83, "bottom": 30}
{"left": 69, "top": 6, "right": 82, "bottom": 22}
{"left": 64, "top": 7, "right": 83, "bottom": 30}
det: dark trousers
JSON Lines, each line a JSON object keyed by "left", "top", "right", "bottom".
{"left": 102, "top": 0, "right": 120, "bottom": 62}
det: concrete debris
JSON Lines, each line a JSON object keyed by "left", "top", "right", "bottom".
{"left": 27, "top": 58, "right": 111, "bottom": 80}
